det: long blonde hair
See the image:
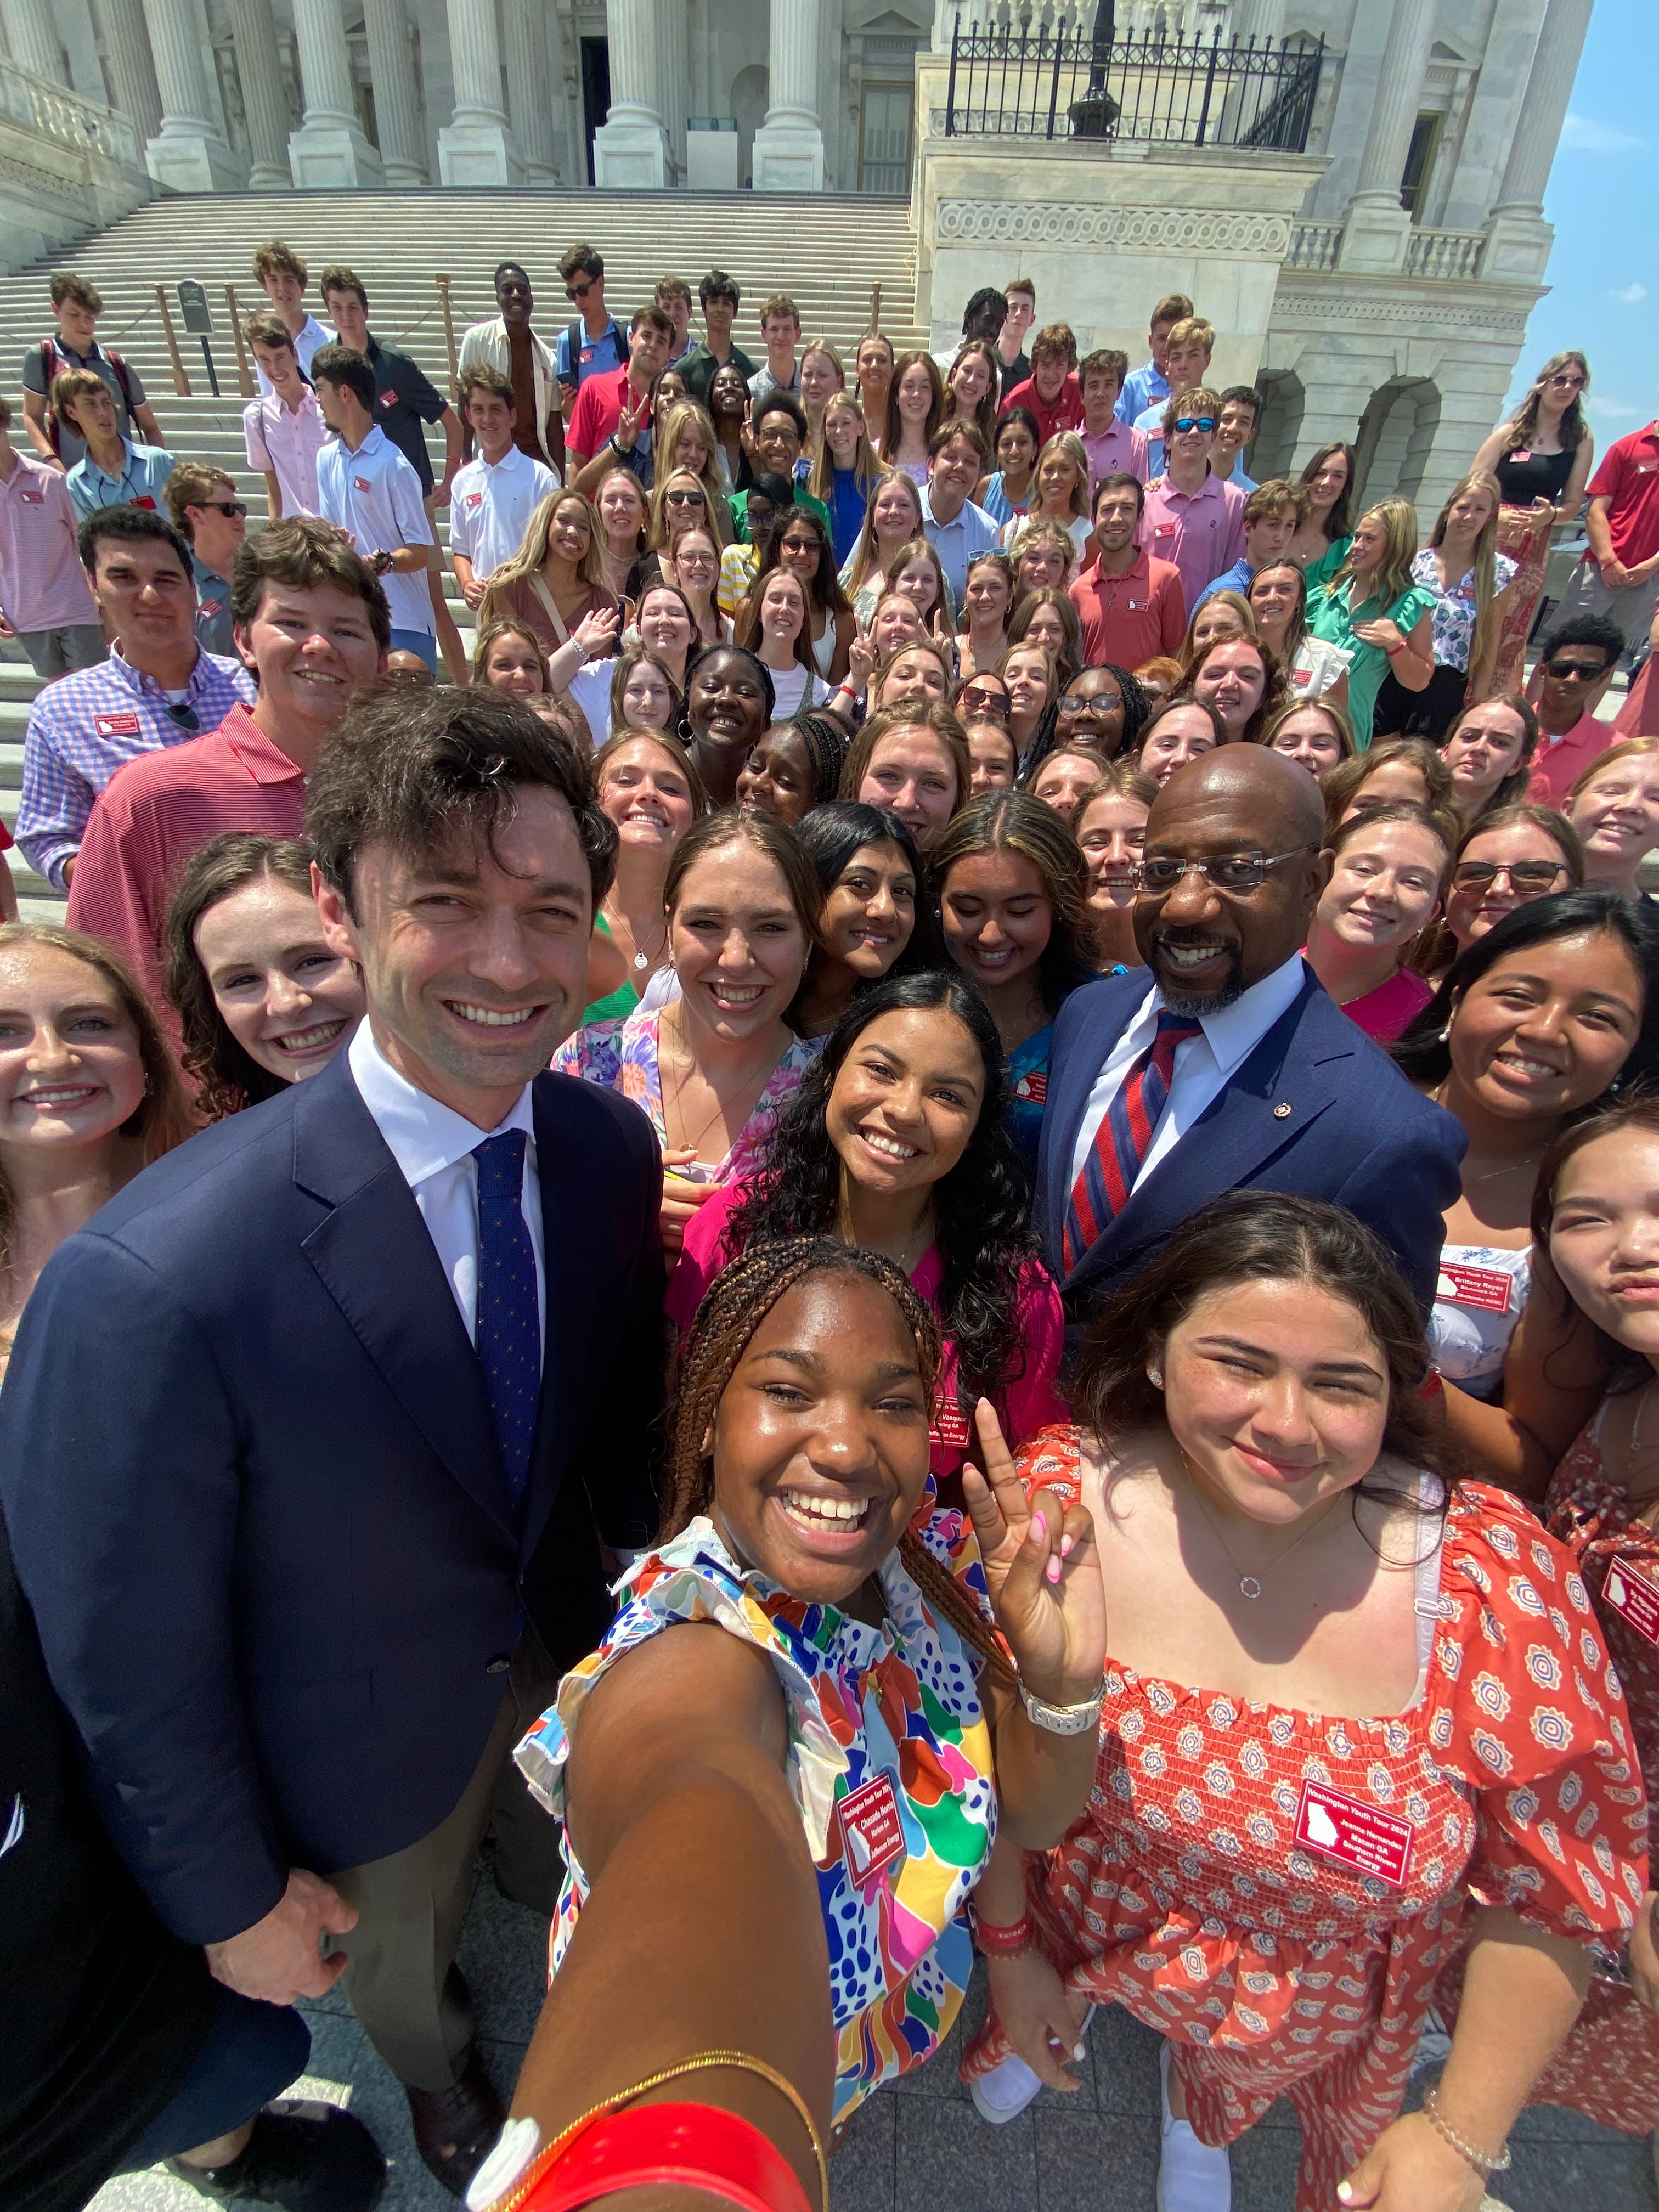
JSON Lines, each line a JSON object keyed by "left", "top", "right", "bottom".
{"left": 1430, "top": 470, "right": 1504, "bottom": 674}
{"left": 843, "top": 469, "right": 924, "bottom": 597}
{"left": 1029, "top": 432, "right": 1091, "bottom": 523}
{"left": 1330, "top": 498, "right": 1419, "bottom": 617}
{"left": 484, "top": 489, "right": 608, "bottom": 603}
{"left": 809, "top": 390, "right": 882, "bottom": 509}
{"left": 653, "top": 400, "right": 734, "bottom": 545}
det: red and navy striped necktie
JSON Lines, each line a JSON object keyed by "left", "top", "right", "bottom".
{"left": 1062, "top": 1012, "right": 1201, "bottom": 1275}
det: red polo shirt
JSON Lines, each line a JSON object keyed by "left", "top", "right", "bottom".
{"left": 1069, "top": 550, "right": 1185, "bottom": 669}
{"left": 568, "top": 363, "right": 648, "bottom": 464}
{"left": 66, "top": 701, "right": 307, "bottom": 1005}
{"left": 998, "top": 371, "right": 1085, "bottom": 447}
{"left": 1584, "top": 422, "right": 1659, "bottom": 566}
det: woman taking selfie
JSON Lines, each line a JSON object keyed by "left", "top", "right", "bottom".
{"left": 478, "top": 489, "right": 616, "bottom": 653}
{"left": 166, "top": 835, "right": 364, "bottom": 1116}
{"left": 1303, "top": 803, "right": 1449, "bottom": 1041}
{"left": 958, "top": 1192, "right": 1643, "bottom": 2212}
{"left": 1074, "top": 763, "right": 1156, "bottom": 974}
{"left": 787, "top": 800, "right": 922, "bottom": 1040}
{"left": 669, "top": 973, "right": 1068, "bottom": 1485}
{"left": 584, "top": 730, "right": 705, "bottom": 1022}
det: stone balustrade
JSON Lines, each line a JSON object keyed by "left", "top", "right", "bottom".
{"left": 1403, "top": 226, "right": 1486, "bottom": 281}
{"left": 0, "top": 66, "right": 142, "bottom": 169}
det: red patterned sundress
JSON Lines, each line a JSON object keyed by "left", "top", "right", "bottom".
{"left": 964, "top": 1426, "right": 1647, "bottom": 2212}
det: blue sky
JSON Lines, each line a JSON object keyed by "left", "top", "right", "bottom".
{"left": 1505, "top": 0, "right": 1656, "bottom": 427}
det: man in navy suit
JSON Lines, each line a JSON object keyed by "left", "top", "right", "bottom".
{"left": 1, "top": 687, "right": 664, "bottom": 2198}
{"left": 1037, "top": 747, "right": 1463, "bottom": 1333}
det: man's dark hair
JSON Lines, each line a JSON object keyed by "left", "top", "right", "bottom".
{"left": 1218, "top": 384, "right": 1262, "bottom": 426}
{"left": 1093, "top": 469, "right": 1146, "bottom": 518}
{"left": 310, "top": 343, "right": 377, "bottom": 411}
{"left": 630, "top": 304, "right": 675, "bottom": 342}
{"left": 231, "top": 515, "right": 391, "bottom": 651}
{"left": 961, "top": 287, "right": 1008, "bottom": 342}
{"left": 319, "top": 263, "right": 369, "bottom": 311}
{"left": 461, "top": 362, "right": 516, "bottom": 410}
{"left": 1538, "top": 613, "right": 1626, "bottom": 671}
{"left": 752, "top": 390, "right": 808, "bottom": 441}
{"left": 929, "top": 417, "right": 989, "bottom": 466}
{"left": 50, "top": 271, "right": 103, "bottom": 314}
{"left": 699, "top": 268, "right": 740, "bottom": 310}
{"left": 557, "top": 244, "right": 603, "bottom": 285}
{"left": 495, "top": 260, "right": 532, "bottom": 291}
{"left": 77, "top": 501, "right": 193, "bottom": 580}
{"left": 307, "top": 685, "right": 617, "bottom": 916}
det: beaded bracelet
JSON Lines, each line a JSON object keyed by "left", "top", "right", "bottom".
{"left": 970, "top": 1909, "right": 1034, "bottom": 1956}
{"left": 1421, "top": 2087, "right": 1512, "bottom": 2176}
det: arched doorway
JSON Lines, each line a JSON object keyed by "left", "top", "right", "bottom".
{"left": 1251, "top": 369, "right": 1305, "bottom": 485}
{"left": 1352, "top": 378, "right": 1442, "bottom": 508}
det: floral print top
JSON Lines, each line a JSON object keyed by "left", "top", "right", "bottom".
{"left": 1410, "top": 546, "right": 1520, "bottom": 674}
{"left": 516, "top": 1492, "right": 999, "bottom": 2123}
{"left": 551, "top": 1002, "right": 821, "bottom": 1187}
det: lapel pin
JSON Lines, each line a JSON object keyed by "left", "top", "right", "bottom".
{"left": 1273, "top": 1101, "right": 1293, "bottom": 1119}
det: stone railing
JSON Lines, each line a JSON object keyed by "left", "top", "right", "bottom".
{"left": 934, "top": 0, "right": 1235, "bottom": 41}
{"left": 0, "top": 67, "right": 142, "bottom": 170}
{"left": 1404, "top": 225, "right": 1486, "bottom": 280}
{"left": 1284, "top": 219, "right": 1341, "bottom": 269}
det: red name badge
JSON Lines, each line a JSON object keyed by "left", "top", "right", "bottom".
{"left": 1604, "top": 1560, "right": 1659, "bottom": 1645}
{"left": 929, "top": 1400, "right": 973, "bottom": 1451}
{"left": 135, "top": 496, "right": 156, "bottom": 510}
{"left": 1013, "top": 1069, "right": 1048, "bottom": 1104}
{"left": 93, "top": 712, "right": 141, "bottom": 736}
{"left": 838, "top": 1773, "right": 906, "bottom": 1884}
{"left": 1510, "top": 449, "right": 1531, "bottom": 463}
{"left": 1437, "top": 1263, "right": 1514, "bottom": 1316}
{"left": 20, "top": 486, "right": 43, "bottom": 503}
{"left": 199, "top": 597, "right": 222, "bottom": 618}
{"left": 467, "top": 492, "right": 483, "bottom": 507}
{"left": 353, "top": 476, "right": 373, "bottom": 492}
{"left": 380, "top": 388, "right": 399, "bottom": 407}
{"left": 1295, "top": 1779, "right": 1414, "bottom": 1887}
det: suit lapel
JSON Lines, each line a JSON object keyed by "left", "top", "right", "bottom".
{"left": 293, "top": 1057, "right": 515, "bottom": 1538}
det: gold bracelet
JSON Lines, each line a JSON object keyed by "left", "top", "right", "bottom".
{"left": 1421, "top": 2086, "right": 1512, "bottom": 2176}
{"left": 489, "top": 2049, "right": 830, "bottom": 2212}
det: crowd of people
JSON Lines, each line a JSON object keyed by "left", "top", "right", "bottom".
{"left": 4, "top": 235, "right": 1659, "bottom": 2212}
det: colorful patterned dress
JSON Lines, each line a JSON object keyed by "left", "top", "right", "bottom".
{"left": 516, "top": 1496, "right": 999, "bottom": 2123}
{"left": 965, "top": 1427, "right": 1646, "bottom": 2212}
{"left": 1522, "top": 1403, "right": 1659, "bottom": 2132}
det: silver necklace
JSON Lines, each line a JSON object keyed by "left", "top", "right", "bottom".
{"left": 1180, "top": 1449, "right": 1342, "bottom": 1600}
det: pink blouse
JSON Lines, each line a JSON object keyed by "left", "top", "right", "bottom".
{"left": 1339, "top": 966, "right": 1433, "bottom": 1042}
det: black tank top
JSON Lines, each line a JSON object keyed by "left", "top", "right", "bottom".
{"left": 1493, "top": 444, "right": 1576, "bottom": 507}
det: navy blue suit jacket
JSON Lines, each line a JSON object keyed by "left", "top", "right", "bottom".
{"left": 0, "top": 1052, "right": 664, "bottom": 1946}
{"left": 1035, "top": 964, "right": 1465, "bottom": 1323}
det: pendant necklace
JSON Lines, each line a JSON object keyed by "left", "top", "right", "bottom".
{"left": 1180, "top": 1448, "right": 1342, "bottom": 1600}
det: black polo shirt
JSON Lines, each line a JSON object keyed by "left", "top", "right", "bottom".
{"left": 682, "top": 343, "right": 759, "bottom": 410}
{"left": 365, "top": 331, "right": 450, "bottom": 494}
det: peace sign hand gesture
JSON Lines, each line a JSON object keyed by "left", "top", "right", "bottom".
{"left": 963, "top": 1400, "right": 1105, "bottom": 1707}
{"left": 846, "top": 612, "right": 877, "bottom": 687}
{"left": 615, "top": 390, "right": 645, "bottom": 454}
{"left": 737, "top": 397, "right": 757, "bottom": 462}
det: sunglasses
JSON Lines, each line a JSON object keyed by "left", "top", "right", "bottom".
{"left": 664, "top": 487, "right": 706, "bottom": 506}
{"left": 200, "top": 499, "right": 247, "bottom": 520}
{"left": 564, "top": 281, "right": 592, "bottom": 301}
{"left": 1451, "top": 860, "right": 1568, "bottom": 893}
{"left": 778, "top": 536, "right": 820, "bottom": 555}
{"left": 1172, "top": 416, "right": 1218, "bottom": 435}
{"left": 960, "top": 686, "right": 1009, "bottom": 718}
{"left": 1542, "top": 658, "right": 1609, "bottom": 680}
{"left": 164, "top": 701, "right": 201, "bottom": 732}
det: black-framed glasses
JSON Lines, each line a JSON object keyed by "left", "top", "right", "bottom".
{"left": 1171, "top": 416, "right": 1218, "bottom": 435}
{"left": 1135, "top": 844, "right": 1316, "bottom": 894}
{"left": 1059, "top": 689, "right": 1122, "bottom": 715}
{"left": 664, "top": 487, "right": 706, "bottom": 505}
{"left": 1451, "top": 859, "right": 1568, "bottom": 893}
{"left": 201, "top": 499, "right": 247, "bottom": 520}
{"left": 1542, "top": 657, "right": 1609, "bottom": 680}
{"left": 164, "top": 701, "right": 201, "bottom": 732}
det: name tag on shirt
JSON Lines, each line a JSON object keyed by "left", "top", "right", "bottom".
{"left": 1013, "top": 1069, "right": 1048, "bottom": 1104}
{"left": 134, "top": 496, "right": 156, "bottom": 511}
{"left": 467, "top": 492, "right": 483, "bottom": 507}
{"left": 929, "top": 1400, "right": 973, "bottom": 1451}
{"left": 353, "top": 476, "right": 373, "bottom": 493}
{"left": 1150, "top": 522, "right": 1177, "bottom": 548}
{"left": 94, "top": 712, "right": 141, "bottom": 736}
{"left": 1604, "top": 1560, "right": 1659, "bottom": 1646}
{"left": 379, "top": 388, "right": 399, "bottom": 408}
{"left": 1295, "top": 1779, "right": 1413, "bottom": 1887}
{"left": 199, "top": 597, "right": 223, "bottom": 618}
{"left": 1510, "top": 449, "right": 1531, "bottom": 463}
{"left": 1436, "top": 1263, "right": 1515, "bottom": 1315}
{"left": 19, "top": 486, "right": 43, "bottom": 504}
{"left": 838, "top": 1771, "right": 906, "bottom": 1885}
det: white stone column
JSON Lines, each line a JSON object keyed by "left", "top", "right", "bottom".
{"left": 140, "top": 0, "right": 242, "bottom": 187}
{"left": 503, "top": 0, "right": 555, "bottom": 182}
{"left": 1439, "top": 0, "right": 1545, "bottom": 228}
{"left": 95, "top": 0, "right": 162, "bottom": 144}
{"left": 287, "top": 0, "right": 382, "bottom": 183}
{"left": 753, "top": 0, "right": 824, "bottom": 189}
{"left": 438, "top": 0, "right": 522, "bottom": 183}
{"left": 3, "top": 0, "right": 67, "bottom": 81}
{"left": 362, "top": 0, "right": 425, "bottom": 182}
{"left": 592, "top": 0, "right": 668, "bottom": 187}
{"left": 228, "top": 0, "right": 291, "bottom": 187}
{"left": 1336, "top": 0, "right": 1434, "bottom": 273}
{"left": 1491, "top": 0, "right": 1593, "bottom": 215}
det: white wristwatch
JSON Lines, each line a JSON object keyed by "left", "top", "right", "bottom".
{"left": 1018, "top": 1677, "right": 1107, "bottom": 1735}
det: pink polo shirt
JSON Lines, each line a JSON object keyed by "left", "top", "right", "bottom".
{"left": 1079, "top": 418, "right": 1149, "bottom": 492}
{"left": 1527, "top": 710, "right": 1617, "bottom": 806}
{"left": 0, "top": 452, "right": 98, "bottom": 632}
{"left": 1138, "top": 469, "right": 1246, "bottom": 623}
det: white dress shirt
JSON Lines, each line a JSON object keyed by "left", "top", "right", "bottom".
{"left": 315, "top": 424, "right": 436, "bottom": 636}
{"left": 449, "top": 444, "right": 559, "bottom": 580}
{"left": 1068, "top": 952, "right": 1309, "bottom": 1196}
{"left": 349, "top": 1021, "right": 546, "bottom": 1352}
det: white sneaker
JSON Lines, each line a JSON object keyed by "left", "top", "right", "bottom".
{"left": 1156, "top": 2041, "right": 1232, "bottom": 2212}
{"left": 966, "top": 2005, "right": 1097, "bottom": 2125}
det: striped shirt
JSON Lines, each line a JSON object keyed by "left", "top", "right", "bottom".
{"left": 18, "top": 644, "right": 253, "bottom": 890}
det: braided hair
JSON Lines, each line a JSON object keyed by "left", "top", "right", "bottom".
{"left": 793, "top": 708, "right": 852, "bottom": 804}
{"left": 665, "top": 1238, "right": 1011, "bottom": 1680}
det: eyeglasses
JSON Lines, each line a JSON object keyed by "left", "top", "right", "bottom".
{"left": 1059, "top": 690, "right": 1121, "bottom": 715}
{"left": 1542, "top": 657, "right": 1609, "bottom": 680}
{"left": 960, "top": 685, "right": 1009, "bottom": 718}
{"left": 564, "top": 281, "right": 592, "bottom": 301}
{"left": 1547, "top": 374, "right": 1585, "bottom": 388}
{"left": 1135, "top": 845, "right": 1315, "bottom": 894}
{"left": 198, "top": 499, "right": 247, "bottom": 519}
{"left": 164, "top": 701, "right": 201, "bottom": 732}
{"left": 1451, "top": 860, "right": 1568, "bottom": 893}
{"left": 664, "top": 487, "right": 706, "bottom": 506}
{"left": 778, "top": 537, "right": 819, "bottom": 556}
{"left": 1172, "top": 417, "right": 1218, "bottom": 435}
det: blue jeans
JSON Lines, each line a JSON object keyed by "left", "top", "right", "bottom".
{"left": 116, "top": 1985, "right": 311, "bottom": 2170}
{"left": 388, "top": 628, "right": 438, "bottom": 672}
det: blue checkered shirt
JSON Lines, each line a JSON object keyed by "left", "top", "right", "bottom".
{"left": 19, "top": 645, "right": 253, "bottom": 890}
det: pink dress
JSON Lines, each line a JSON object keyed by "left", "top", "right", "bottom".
{"left": 968, "top": 1427, "right": 1647, "bottom": 2212}
{"left": 667, "top": 1179, "right": 1068, "bottom": 1480}
{"left": 1339, "top": 968, "right": 1434, "bottom": 1043}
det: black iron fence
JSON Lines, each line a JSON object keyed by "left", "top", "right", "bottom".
{"left": 944, "top": 23, "right": 1325, "bottom": 152}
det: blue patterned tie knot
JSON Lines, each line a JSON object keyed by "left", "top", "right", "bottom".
{"left": 473, "top": 1129, "right": 539, "bottom": 1515}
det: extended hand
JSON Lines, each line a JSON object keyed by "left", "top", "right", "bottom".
{"left": 963, "top": 1400, "right": 1104, "bottom": 1702}
{"left": 845, "top": 614, "right": 876, "bottom": 687}
{"left": 1338, "top": 2112, "right": 1487, "bottom": 2211}
{"left": 738, "top": 398, "right": 757, "bottom": 462}
{"left": 986, "top": 1948, "right": 1091, "bottom": 2092}
{"left": 575, "top": 605, "right": 622, "bottom": 659}
{"left": 206, "top": 1869, "right": 357, "bottom": 2005}
{"left": 616, "top": 392, "right": 645, "bottom": 454}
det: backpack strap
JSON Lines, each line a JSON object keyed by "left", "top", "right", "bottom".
{"left": 562, "top": 317, "right": 585, "bottom": 383}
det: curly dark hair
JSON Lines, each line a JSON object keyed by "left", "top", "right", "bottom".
{"left": 663, "top": 1236, "right": 1011, "bottom": 1678}
{"left": 725, "top": 969, "right": 1038, "bottom": 1415}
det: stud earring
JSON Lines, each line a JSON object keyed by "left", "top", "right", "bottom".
{"left": 1149, "top": 1368, "right": 1164, "bottom": 1389}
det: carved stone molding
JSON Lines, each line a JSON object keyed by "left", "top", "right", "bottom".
{"left": 1271, "top": 287, "right": 1531, "bottom": 342}
{"left": 935, "top": 198, "right": 1293, "bottom": 257}
{"left": 0, "top": 149, "right": 87, "bottom": 205}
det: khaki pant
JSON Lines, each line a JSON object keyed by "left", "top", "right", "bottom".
{"left": 328, "top": 1635, "right": 562, "bottom": 2090}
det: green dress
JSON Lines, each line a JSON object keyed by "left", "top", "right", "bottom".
{"left": 582, "top": 911, "right": 641, "bottom": 1025}
{"left": 1307, "top": 573, "right": 1437, "bottom": 749}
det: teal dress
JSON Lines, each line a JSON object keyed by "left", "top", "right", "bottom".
{"left": 1005, "top": 1024, "right": 1054, "bottom": 1165}
{"left": 1307, "top": 573, "right": 1437, "bottom": 749}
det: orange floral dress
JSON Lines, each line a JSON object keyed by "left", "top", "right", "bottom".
{"left": 966, "top": 1426, "right": 1647, "bottom": 2212}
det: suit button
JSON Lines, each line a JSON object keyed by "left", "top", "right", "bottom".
{"left": 485, "top": 1654, "right": 512, "bottom": 1674}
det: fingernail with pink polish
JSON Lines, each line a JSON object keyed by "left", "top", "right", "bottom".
{"left": 1030, "top": 1511, "right": 1047, "bottom": 1543}
{"left": 1046, "top": 1556, "right": 1062, "bottom": 1584}
{"left": 1060, "top": 1533, "right": 1074, "bottom": 1556}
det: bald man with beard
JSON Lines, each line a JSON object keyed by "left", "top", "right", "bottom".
{"left": 1036, "top": 747, "right": 1464, "bottom": 1332}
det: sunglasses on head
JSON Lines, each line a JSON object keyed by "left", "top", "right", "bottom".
{"left": 1543, "top": 657, "right": 1609, "bottom": 680}
{"left": 1172, "top": 416, "right": 1217, "bottom": 436}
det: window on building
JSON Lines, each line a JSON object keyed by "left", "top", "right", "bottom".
{"left": 860, "top": 84, "right": 913, "bottom": 193}
{"left": 1398, "top": 111, "right": 1443, "bottom": 220}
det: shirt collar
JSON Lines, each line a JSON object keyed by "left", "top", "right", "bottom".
{"left": 218, "top": 699, "right": 303, "bottom": 783}
{"left": 348, "top": 1020, "right": 535, "bottom": 1189}
{"left": 82, "top": 439, "right": 137, "bottom": 489}
{"left": 1149, "top": 950, "right": 1307, "bottom": 1079}
{"left": 109, "top": 641, "right": 208, "bottom": 701}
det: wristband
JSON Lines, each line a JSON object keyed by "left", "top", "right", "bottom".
{"left": 503, "top": 2102, "right": 815, "bottom": 2212}
{"left": 1420, "top": 2086, "right": 1511, "bottom": 2176}
{"left": 1018, "top": 1676, "right": 1107, "bottom": 1735}
{"left": 1383, "top": 637, "right": 1403, "bottom": 657}
{"left": 970, "top": 1909, "right": 1034, "bottom": 1956}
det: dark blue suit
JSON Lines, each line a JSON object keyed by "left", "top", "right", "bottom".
{"left": 1036, "top": 964, "right": 1465, "bottom": 1324}
{"left": 0, "top": 1052, "right": 664, "bottom": 1947}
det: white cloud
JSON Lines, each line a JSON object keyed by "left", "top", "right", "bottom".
{"left": 1610, "top": 281, "right": 1649, "bottom": 305}
{"left": 1589, "top": 394, "right": 1644, "bottom": 426}
{"left": 1561, "top": 112, "right": 1642, "bottom": 154}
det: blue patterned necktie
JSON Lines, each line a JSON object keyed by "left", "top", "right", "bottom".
{"left": 473, "top": 1130, "right": 540, "bottom": 1514}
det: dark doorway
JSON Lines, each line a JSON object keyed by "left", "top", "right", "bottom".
{"left": 580, "top": 37, "right": 611, "bottom": 185}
